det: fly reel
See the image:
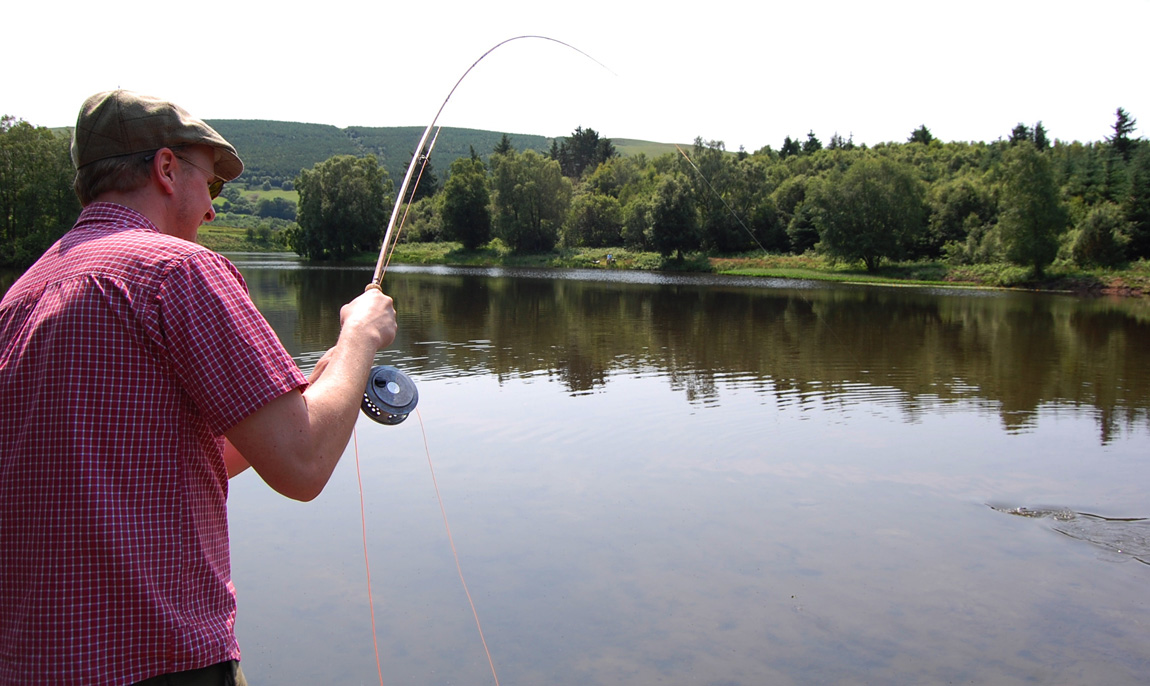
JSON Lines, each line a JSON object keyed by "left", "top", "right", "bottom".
{"left": 361, "top": 365, "right": 418, "bottom": 425}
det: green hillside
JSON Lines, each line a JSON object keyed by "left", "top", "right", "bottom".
{"left": 52, "top": 118, "right": 667, "bottom": 189}
{"left": 205, "top": 120, "right": 357, "bottom": 186}
{"left": 344, "top": 126, "right": 551, "bottom": 182}
{"left": 204, "top": 120, "right": 662, "bottom": 189}
{"left": 207, "top": 120, "right": 556, "bottom": 189}
{"left": 612, "top": 138, "right": 688, "bottom": 158}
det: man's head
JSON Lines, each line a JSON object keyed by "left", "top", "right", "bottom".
{"left": 71, "top": 90, "right": 243, "bottom": 206}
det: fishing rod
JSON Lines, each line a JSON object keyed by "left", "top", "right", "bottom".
{"left": 360, "top": 35, "right": 613, "bottom": 426}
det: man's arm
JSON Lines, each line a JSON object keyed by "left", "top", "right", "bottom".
{"left": 223, "top": 438, "right": 251, "bottom": 478}
{"left": 224, "top": 288, "right": 396, "bottom": 501}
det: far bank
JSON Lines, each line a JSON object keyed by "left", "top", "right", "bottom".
{"left": 194, "top": 226, "right": 1150, "bottom": 298}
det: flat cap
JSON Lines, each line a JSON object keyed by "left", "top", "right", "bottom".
{"left": 71, "top": 90, "right": 243, "bottom": 181}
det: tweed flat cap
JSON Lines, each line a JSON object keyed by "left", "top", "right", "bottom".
{"left": 71, "top": 90, "right": 243, "bottom": 181}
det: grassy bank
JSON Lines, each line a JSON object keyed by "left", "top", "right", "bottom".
{"left": 197, "top": 226, "right": 1150, "bottom": 297}
{"left": 384, "top": 242, "right": 1150, "bottom": 296}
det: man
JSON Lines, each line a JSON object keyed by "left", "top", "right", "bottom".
{"left": 0, "top": 91, "right": 397, "bottom": 685}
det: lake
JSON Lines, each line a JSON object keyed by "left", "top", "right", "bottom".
{"left": 175, "top": 256, "right": 1150, "bottom": 684}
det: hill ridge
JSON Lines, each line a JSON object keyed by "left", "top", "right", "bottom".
{"left": 203, "top": 119, "right": 677, "bottom": 188}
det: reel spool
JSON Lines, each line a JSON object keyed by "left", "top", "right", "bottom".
{"left": 361, "top": 365, "right": 419, "bottom": 425}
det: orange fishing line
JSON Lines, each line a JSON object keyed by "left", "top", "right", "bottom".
{"left": 415, "top": 407, "right": 501, "bottom": 686}
{"left": 353, "top": 413, "right": 500, "bottom": 686}
{"left": 353, "top": 426, "right": 386, "bottom": 686}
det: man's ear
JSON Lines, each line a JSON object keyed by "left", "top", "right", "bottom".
{"left": 152, "top": 147, "right": 179, "bottom": 196}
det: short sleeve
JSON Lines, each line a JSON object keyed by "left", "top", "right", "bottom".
{"left": 154, "top": 250, "right": 308, "bottom": 435}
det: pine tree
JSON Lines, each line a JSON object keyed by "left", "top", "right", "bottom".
{"left": 908, "top": 125, "right": 934, "bottom": 145}
{"left": 1109, "top": 108, "right": 1139, "bottom": 162}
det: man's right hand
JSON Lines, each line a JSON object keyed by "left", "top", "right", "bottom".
{"left": 340, "top": 287, "right": 397, "bottom": 352}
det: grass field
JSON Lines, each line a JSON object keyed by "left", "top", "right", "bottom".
{"left": 197, "top": 224, "right": 273, "bottom": 251}
{"left": 612, "top": 139, "right": 687, "bottom": 158}
{"left": 212, "top": 185, "right": 299, "bottom": 211}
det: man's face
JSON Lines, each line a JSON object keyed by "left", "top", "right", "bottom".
{"left": 170, "top": 146, "right": 219, "bottom": 241}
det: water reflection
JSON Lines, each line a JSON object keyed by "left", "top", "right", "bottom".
{"left": 235, "top": 260, "right": 1150, "bottom": 445}
{"left": 219, "top": 257, "right": 1150, "bottom": 686}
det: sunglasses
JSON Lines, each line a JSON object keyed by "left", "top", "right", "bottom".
{"left": 173, "top": 153, "right": 226, "bottom": 199}
{"left": 144, "top": 150, "right": 226, "bottom": 199}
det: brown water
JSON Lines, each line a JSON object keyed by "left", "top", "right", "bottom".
{"left": 102, "top": 255, "right": 1150, "bottom": 684}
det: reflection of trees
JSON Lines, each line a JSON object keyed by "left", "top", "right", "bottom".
{"left": 245, "top": 266, "right": 366, "bottom": 356}
{"left": 240, "top": 264, "right": 1150, "bottom": 443}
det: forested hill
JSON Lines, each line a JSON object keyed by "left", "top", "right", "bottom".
{"left": 207, "top": 120, "right": 600, "bottom": 188}
{"left": 204, "top": 120, "right": 678, "bottom": 188}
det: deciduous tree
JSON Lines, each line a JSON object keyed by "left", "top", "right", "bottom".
{"left": 564, "top": 193, "right": 623, "bottom": 248}
{"left": 1071, "top": 202, "right": 1128, "bottom": 267}
{"left": 289, "top": 154, "right": 392, "bottom": 260}
{"left": 684, "top": 138, "right": 749, "bottom": 253}
{"left": 648, "top": 173, "right": 699, "bottom": 259}
{"left": 0, "top": 116, "right": 80, "bottom": 267}
{"left": 926, "top": 174, "right": 996, "bottom": 257}
{"left": 490, "top": 149, "right": 571, "bottom": 253}
{"left": 996, "top": 143, "right": 1067, "bottom": 277}
{"left": 813, "top": 155, "right": 926, "bottom": 271}
{"left": 441, "top": 156, "right": 491, "bottom": 250}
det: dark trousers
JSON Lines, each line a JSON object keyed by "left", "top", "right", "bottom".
{"left": 131, "top": 661, "right": 247, "bottom": 686}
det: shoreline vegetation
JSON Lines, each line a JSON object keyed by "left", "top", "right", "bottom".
{"left": 7, "top": 117, "right": 1149, "bottom": 300}
{"left": 198, "top": 227, "right": 1150, "bottom": 298}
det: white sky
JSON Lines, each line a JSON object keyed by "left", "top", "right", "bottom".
{"left": 4, "top": 0, "right": 1147, "bottom": 152}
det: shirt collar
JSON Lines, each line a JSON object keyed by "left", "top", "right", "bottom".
{"left": 73, "top": 202, "right": 160, "bottom": 235}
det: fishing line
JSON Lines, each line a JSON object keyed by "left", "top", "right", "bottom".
{"left": 351, "top": 414, "right": 501, "bottom": 686}
{"left": 353, "top": 34, "right": 611, "bottom": 685}
{"left": 352, "top": 426, "right": 386, "bottom": 686}
{"left": 360, "top": 35, "right": 612, "bottom": 426}
{"left": 415, "top": 408, "right": 501, "bottom": 686}
{"left": 369, "top": 35, "right": 615, "bottom": 288}
{"left": 674, "top": 143, "right": 768, "bottom": 254}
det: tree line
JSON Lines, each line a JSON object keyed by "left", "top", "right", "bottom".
{"left": 3, "top": 108, "right": 1147, "bottom": 278}
{"left": 288, "top": 110, "right": 1148, "bottom": 278}
{"left": 0, "top": 116, "right": 81, "bottom": 267}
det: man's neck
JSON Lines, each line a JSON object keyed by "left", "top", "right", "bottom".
{"left": 91, "top": 191, "right": 182, "bottom": 239}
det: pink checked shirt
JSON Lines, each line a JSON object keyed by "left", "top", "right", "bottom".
{"left": 0, "top": 204, "right": 308, "bottom": 685}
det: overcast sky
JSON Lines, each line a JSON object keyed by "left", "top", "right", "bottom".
{"left": 4, "top": 0, "right": 1147, "bottom": 152}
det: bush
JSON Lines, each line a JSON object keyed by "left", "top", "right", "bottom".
{"left": 1072, "top": 202, "right": 1129, "bottom": 267}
